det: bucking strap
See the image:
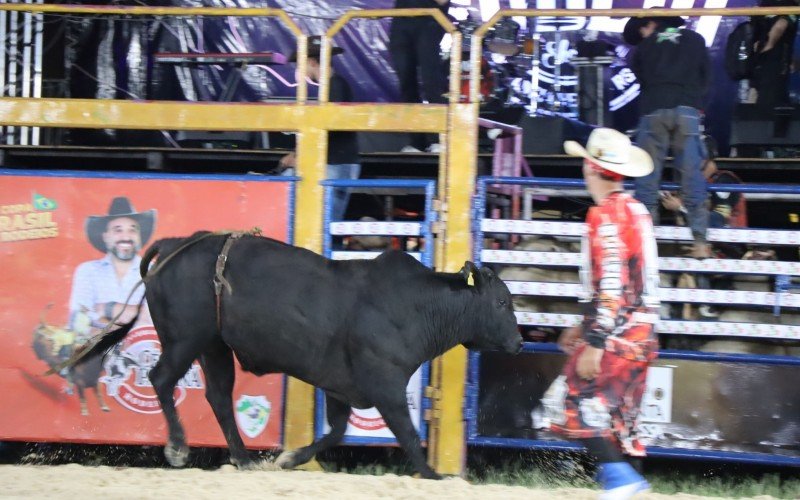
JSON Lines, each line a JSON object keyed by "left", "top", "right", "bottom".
{"left": 214, "top": 231, "right": 245, "bottom": 330}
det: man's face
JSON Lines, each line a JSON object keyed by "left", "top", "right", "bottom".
{"left": 639, "top": 21, "right": 657, "bottom": 40}
{"left": 102, "top": 216, "right": 141, "bottom": 261}
{"left": 296, "top": 58, "right": 321, "bottom": 84}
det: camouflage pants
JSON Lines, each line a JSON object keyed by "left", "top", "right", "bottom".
{"left": 542, "top": 344, "right": 650, "bottom": 456}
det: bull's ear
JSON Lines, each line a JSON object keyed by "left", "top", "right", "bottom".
{"left": 461, "top": 261, "right": 480, "bottom": 287}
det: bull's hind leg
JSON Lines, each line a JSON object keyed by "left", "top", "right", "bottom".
{"left": 149, "top": 340, "right": 199, "bottom": 468}
{"left": 199, "top": 340, "right": 254, "bottom": 469}
{"left": 276, "top": 393, "right": 350, "bottom": 470}
{"left": 95, "top": 386, "right": 110, "bottom": 412}
{"left": 76, "top": 386, "right": 89, "bottom": 416}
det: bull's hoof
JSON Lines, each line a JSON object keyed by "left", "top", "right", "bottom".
{"left": 417, "top": 469, "right": 443, "bottom": 480}
{"left": 274, "top": 450, "right": 298, "bottom": 470}
{"left": 233, "top": 459, "right": 258, "bottom": 471}
{"left": 100, "top": 405, "right": 110, "bottom": 412}
{"left": 80, "top": 407, "right": 89, "bottom": 417}
{"left": 164, "top": 442, "right": 190, "bottom": 468}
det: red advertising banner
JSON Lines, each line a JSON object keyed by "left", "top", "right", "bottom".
{"left": 0, "top": 170, "right": 292, "bottom": 449}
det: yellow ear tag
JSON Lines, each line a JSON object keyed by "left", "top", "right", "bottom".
{"left": 467, "top": 272, "right": 475, "bottom": 287}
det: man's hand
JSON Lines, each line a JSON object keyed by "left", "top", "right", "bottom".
{"left": 557, "top": 325, "right": 585, "bottom": 355}
{"left": 576, "top": 345, "right": 604, "bottom": 380}
{"left": 279, "top": 152, "right": 297, "bottom": 170}
{"left": 660, "top": 192, "right": 684, "bottom": 212}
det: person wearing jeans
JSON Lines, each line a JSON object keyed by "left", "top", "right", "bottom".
{"left": 326, "top": 163, "right": 361, "bottom": 221}
{"left": 634, "top": 106, "right": 709, "bottom": 249}
{"left": 280, "top": 36, "right": 361, "bottom": 221}
{"left": 625, "top": 12, "right": 712, "bottom": 258}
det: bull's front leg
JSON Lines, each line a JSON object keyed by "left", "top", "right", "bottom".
{"left": 367, "top": 379, "right": 441, "bottom": 480}
{"left": 374, "top": 397, "right": 441, "bottom": 480}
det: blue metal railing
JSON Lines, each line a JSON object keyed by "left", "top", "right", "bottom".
{"left": 316, "top": 178, "right": 437, "bottom": 445}
{"left": 468, "top": 175, "right": 800, "bottom": 466}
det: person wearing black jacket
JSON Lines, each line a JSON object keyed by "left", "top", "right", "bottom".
{"left": 750, "top": 0, "right": 799, "bottom": 110}
{"left": 624, "top": 14, "right": 712, "bottom": 259}
{"left": 390, "top": 0, "right": 450, "bottom": 153}
{"left": 280, "top": 36, "right": 360, "bottom": 220}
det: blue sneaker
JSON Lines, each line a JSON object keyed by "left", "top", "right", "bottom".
{"left": 597, "top": 462, "right": 650, "bottom": 500}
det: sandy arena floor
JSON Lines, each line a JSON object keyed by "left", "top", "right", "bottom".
{"left": 0, "top": 463, "right": 781, "bottom": 500}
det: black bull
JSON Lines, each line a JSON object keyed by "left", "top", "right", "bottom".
{"left": 74, "top": 232, "right": 522, "bottom": 479}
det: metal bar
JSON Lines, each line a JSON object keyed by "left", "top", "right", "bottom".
{"left": 514, "top": 311, "right": 800, "bottom": 341}
{"left": 467, "top": 437, "right": 800, "bottom": 466}
{"left": 0, "top": 99, "right": 448, "bottom": 133}
{"left": 482, "top": 249, "right": 800, "bottom": 276}
{"left": 477, "top": 118, "right": 523, "bottom": 135}
{"left": 321, "top": 179, "right": 435, "bottom": 188}
{"left": 31, "top": 1, "right": 42, "bottom": 144}
{"left": 520, "top": 341, "right": 800, "bottom": 366}
{"left": 0, "top": 167, "right": 300, "bottom": 183}
{"left": 432, "top": 102, "right": 479, "bottom": 475}
{"left": 479, "top": 176, "right": 800, "bottom": 194}
{"left": 423, "top": 179, "right": 435, "bottom": 269}
{"left": 20, "top": 0, "right": 32, "bottom": 145}
{"left": 6, "top": 6, "right": 18, "bottom": 144}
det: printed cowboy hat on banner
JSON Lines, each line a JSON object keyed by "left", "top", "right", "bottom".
{"left": 564, "top": 128, "right": 654, "bottom": 178}
{"left": 623, "top": 10, "right": 685, "bottom": 46}
{"left": 289, "top": 35, "right": 344, "bottom": 62}
{"left": 85, "top": 197, "right": 157, "bottom": 253}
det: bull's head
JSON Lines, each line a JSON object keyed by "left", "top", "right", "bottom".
{"left": 460, "top": 261, "right": 522, "bottom": 355}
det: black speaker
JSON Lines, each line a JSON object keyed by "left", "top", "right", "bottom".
{"left": 516, "top": 115, "right": 595, "bottom": 155}
{"left": 730, "top": 104, "right": 800, "bottom": 147}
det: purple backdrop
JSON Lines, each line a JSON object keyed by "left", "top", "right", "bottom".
{"left": 68, "top": 0, "right": 798, "bottom": 152}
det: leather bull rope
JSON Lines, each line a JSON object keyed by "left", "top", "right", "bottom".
{"left": 48, "top": 228, "right": 259, "bottom": 374}
{"left": 213, "top": 231, "right": 246, "bottom": 331}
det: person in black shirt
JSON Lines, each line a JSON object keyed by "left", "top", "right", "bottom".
{"left": 390, "top": 0, "right": 450, "bottom": 153}
{"left": 280, "top": 36, "right": 360, "bottom": 221}
{"left": 624, "top": 14, "right": 712, "bottom": 259}
{"left": 750, "top": 0, "right": 799, "bottom": 110}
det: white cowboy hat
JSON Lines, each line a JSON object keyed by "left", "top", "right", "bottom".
{"left": 564, "top": 128, "right": 654, "bottom": 178}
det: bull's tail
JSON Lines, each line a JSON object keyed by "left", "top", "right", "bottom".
{"left": 140, "top": 239, "right": 162, "bottom": 280}
{"left": 44, "top": 301, "right": 142, "bottom": 376}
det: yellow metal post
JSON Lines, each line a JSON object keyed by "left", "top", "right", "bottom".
{"left": 283, "top": 126, "right": 328, "bottom": 465}
{"left": 430, "top": 103, "right": 479, "bottom": 476}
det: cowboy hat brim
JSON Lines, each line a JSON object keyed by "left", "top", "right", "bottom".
{"left": 85, "top": 209, "right": 157, "bottom": 254}
{"left": 623, "top": 14, "right": 685, "bottom": 45}
{"left": 288, "top": 46, "right": 344, "bottom": 63}
{"left": 564, "top": 140, "right": 654, "bottom": 178}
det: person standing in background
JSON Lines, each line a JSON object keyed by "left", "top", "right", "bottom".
{"left": 624, "top": 13, "right": 712, "bottom": 259}
{"left": 750, "top": 0, "right": 799, "bottom": 110}
{"left": 279, "top": 36, "right": 361, "bottom": 221}
{"left": 389, "top": 0, "right": 450, "bottom": 153}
